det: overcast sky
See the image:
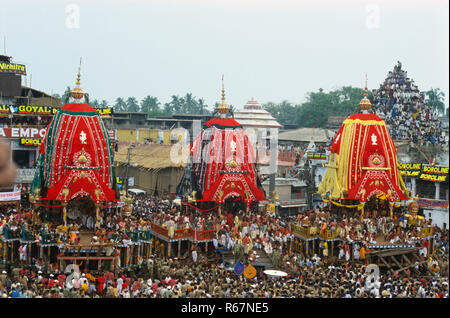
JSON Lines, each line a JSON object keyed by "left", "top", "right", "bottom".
{"left": 1, "top": 0, "right": 448, "bottom": 110}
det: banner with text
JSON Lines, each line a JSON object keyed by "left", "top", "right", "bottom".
{"left": 398, "top": 163, "right": 448, "bottom": 182}
{"left": 418, "top": 198, "right": 449, "bottom": 209}
{"left": 0, "top": 63, "right": 26, "bottom": 75}
{"left": 0, "top": 104, "right": 113, "bottom": 116}
{"left": 0, "top": 191, "right": 21, "bottom": 202}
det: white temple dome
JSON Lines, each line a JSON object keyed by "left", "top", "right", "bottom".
{"left": 234, "top": 98, "right": 283, "bottom": 129}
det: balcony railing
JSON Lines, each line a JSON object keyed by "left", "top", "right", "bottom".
{"left": 150, "top": 222, "right": 215, "bottom": 242}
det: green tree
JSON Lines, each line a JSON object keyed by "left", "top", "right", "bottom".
{"left": 296, "top": 86, "right": 364, "bottom": 128}
{"left": 141, "top": 95, "right": 163, "bottom": 117}
{"left": 61, "top": 86, "right": 72, "bottom": 105}
{"left": 183, "top": 93, "right": 197, "bottom": 114}
{"left": 113, "top": 97, "right": 127, "bottom": 112}
{"left": 100, "top": 100, "right": 109, "bottom": 108}
{"left": 164, "top": 95, "right": 183, "bottom": 114}
{"left": 197, "top": 98, "right": 208, "bottom": 114}
{"left": 90, "top": 99, "right": 100, "bottom": 108}
{"left": 126, "top": 97, "right": 140, "bottom": 112}
{"left": 263, "top": 100, "right": 297, "bottom": 125}
{"left": 425, "top": 88, "right": 446, "bottom": 115}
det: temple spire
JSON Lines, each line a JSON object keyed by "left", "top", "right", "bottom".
{"left": 70, "top": 57, "right": 84, "bottom": 101}
{"left": 216, "top": 74, "right": 230, "bottom": 116}
{"left": 359, "top": 73, "right": 372, "bottom": 112}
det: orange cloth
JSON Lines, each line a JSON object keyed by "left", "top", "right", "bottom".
{"left": 359, "top": 247, "right": 366, "bottom": 260}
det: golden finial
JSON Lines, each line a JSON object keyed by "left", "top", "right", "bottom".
{"left": 217, "top": 74, "right": 230, "bottom": 115}
{"left": 221, "top": 74, "right": 226, "bottom": 102}
{"left": 359, "top": 73, "right": 372, "bottom": 111}
{"left": 71, "top": 57, "right": 84, "bottom": 100}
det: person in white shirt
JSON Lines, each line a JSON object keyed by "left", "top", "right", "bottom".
{"left": 117, "top": 276, "right": 123, "bottom": 295}
{"left": 192, "top": 249, "right": 198, "bottom": 263}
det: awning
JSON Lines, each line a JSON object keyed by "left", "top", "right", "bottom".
{"left": 280, "top": 204, "right": 307, "bottom": 208}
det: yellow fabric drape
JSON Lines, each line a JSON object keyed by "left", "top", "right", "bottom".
{"left": 322, "top": 199, "right": 365, "bottom": 211}
{"left": 318, "top": 153, "right": 342, "bottom": 200}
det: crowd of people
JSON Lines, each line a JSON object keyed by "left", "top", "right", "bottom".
{"left": 371, "top": 61, "right": 447, "bottom": 146}
{"left": 0, "top": 114, "right": 52, "bottom": 128}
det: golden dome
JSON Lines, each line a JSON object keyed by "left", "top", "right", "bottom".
{"left": 217, "top": 102, "right": 230, "bottom": 114}
{"left": 216, "top": 75, "right": 230, "bottom": 115}
{"left": 70, "top": 58, "right": 84, "bottom": 100}
{"left": 359, "top": 74, "right": 372, "bottom": 111}
{"left": 359, "top": 95, "right": 372, "bottom": 111}
{"left": 71, "top": 86, "right": 84, "bottom": 100}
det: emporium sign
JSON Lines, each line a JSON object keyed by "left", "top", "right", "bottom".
{"left": 0, "top": 127, "right": 47, "bottom": 139}
{"left": 0, "top": 63, "right": 26, "bottom": 75}
{"left": 0, "top": 104, "right": 113, "bottom": 116}
{"left": 398, "top": 162, "right": 448, "bottom": 182}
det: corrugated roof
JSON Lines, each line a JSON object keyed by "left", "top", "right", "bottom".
{"left": 115, "top": 144, "right": 187, "bottom": 169}
{"left": 278, "top": 127, "right": 335, "bottom": 143}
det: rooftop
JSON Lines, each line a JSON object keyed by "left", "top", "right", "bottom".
{"left": 234, "top": 99, "right": 283, "bottom": 128}
{"left": 115, "top": 143, "right": 187, "bottom": 169}
{"left": 277, "top": 127, "right": 335, "bottom": 143}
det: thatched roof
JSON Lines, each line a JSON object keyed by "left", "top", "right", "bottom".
{"left": 115, "top": 143, "right": 187, "bottom": 169}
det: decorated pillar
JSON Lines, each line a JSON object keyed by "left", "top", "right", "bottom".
{"left": 435, "top": 182, "right": 440, "bottom": 201}
{"left": 2, "top": 242, "right": 6, "bottom": 264}
{"left": 95, "top": 201, "right": 101, "bottom": 230}
{"left": 178, "top": 240, "right": 181, "bottom": 258}
{"left": 411, "top": 178, "right": 416, "bottom": 197}
{"left": 312, "top": 239, "right": 315, "bottom": 256}
{"left": 28, "top": 243, "right": 31, "bottom": 264}
{"left": 62, "top": 202, "right": 68, "bottom": 228}
{"left": 168, "top": 242, "right": 171, "bottom": 258}
{"left": 360, "top": 206, "right": 364, "bottom": 223}
{"left": 149, "top": 238, "right": 153, "bottom": 257}
{"left": 389, "top": 203, "right": 393, "bottom": 219}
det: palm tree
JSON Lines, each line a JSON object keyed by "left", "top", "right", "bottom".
{"left": 184, "top": 93, "right": 199, "bottom": 114}
{"left": 126, "top": 97, "right": 140, "bottom": 112}
{"left": 114, "top": 97, "right": 127, "bottom": 112}
{"left": 198, "top": 98, "right": 207, "bottom": 114}
{"left": 425, "top": 88, "right": 446, "bottom": 115}
{"left": 62, "top": 86, "right": 72, "bottom": 104}
{"left": 141, "top": 95, "right": 161, "bottom": 116}
{"left": 90, "top": 99, "right": 100, "bottom": 108}
{"left": 100, "top": 100, "right": 109, "bottom": 108}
